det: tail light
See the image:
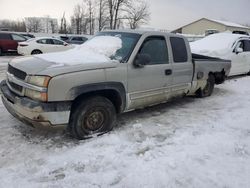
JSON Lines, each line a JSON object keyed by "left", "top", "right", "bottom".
{"left": 19, "top": 44, "right": 28, "bottom": 47}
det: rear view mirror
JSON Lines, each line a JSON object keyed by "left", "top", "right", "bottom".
{"left": 235, "top": 47, "right": 243, "bottom": 54}
{"left": 133, "top": 54, "right": 151, "bottom": 68}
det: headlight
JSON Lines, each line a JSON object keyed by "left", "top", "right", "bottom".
{"left": 27, "top": 76, "right": 51, "bottom": 87}
{"left": 25, "top": 75, "right": 51, "bottom": 101}
{"left": 25, "top": 89, "right": 48, "bottom": 102}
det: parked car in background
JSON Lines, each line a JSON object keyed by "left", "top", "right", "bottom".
{"left": 191, "top": 33, "right": 250, "bottom": 76}
{"left": 18, "top": 33, "right": 35, "bottom": 39}
{"left": 0, "top": 32, "right": 27, "bottom": 55}
{"left": 60, "top": 35, "right": 90, "bottom": 45}
{"left": 205, "top": 29, "right": 219, "bottom": 36}
{"left": 232, "top": 30, "right": 249, "bottom": 36}
{"left": 17, "top": 37, "right": 73, "bottom": 55}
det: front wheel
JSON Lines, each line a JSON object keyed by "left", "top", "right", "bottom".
{"left": 68, "top": 96, "right": 116, "bottom": 140}
{"left": 196, "top": 74, "right": 215, "bottom": 98}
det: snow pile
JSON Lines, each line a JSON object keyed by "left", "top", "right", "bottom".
{"left": 1, "top": 72, "right": 250, "bottom": 187}
{"left": 36, "top": 36, "right": 122, "bottom": 66}
{"left": 190, "top": 33, "right": 243, "bottom": 57}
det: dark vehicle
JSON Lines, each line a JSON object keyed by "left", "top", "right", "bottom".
{"left": 232, "top": 31, "right": 249, "bottom": 36}
{"left": 60, "top": 35, "right": 89, "bottom": 45}
{"left": 19, "top": 33, "right": 35, "bottom": 39}
{"left": 0, "top": 32, "right": 27, "bottom": 55}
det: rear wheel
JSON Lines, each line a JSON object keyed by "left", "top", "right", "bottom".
{"left": 68, "top": 96, "right": 116, "bottom": 140}
{"left": 196, "top": 74, "right": 215, "bottom": 98}
{"left": 31, "top": 50, "right": 42, "bottom": 55}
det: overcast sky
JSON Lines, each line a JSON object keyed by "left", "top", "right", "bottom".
{"left": 0, "top": 0, "right": 249, "bottom": 30}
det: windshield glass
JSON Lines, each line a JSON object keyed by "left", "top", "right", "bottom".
{"left": 96, "top": 32, "right": 141, "bottom": 62}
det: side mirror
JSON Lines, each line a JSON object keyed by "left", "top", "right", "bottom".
{"left": 133, "top": 54, "right": 151, "bottom": 68}
{"left": 235, "top": 47, "right": 243, "bottom": 54}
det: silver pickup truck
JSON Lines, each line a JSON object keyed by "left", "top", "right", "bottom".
{"left": 0, "top": 30, "right": 231, "bottom": 139}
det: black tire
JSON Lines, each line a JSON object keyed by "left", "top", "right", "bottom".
{"left": 196, "top": 74, "right": 215, "bottom": 98}
{"left": 0, "top": 48, "right": 2, "bottom": 56}
{"left": 31, "top": 50, "right": 42, "bottom": 55}
{"left": 68, "top": 96, "right": 116, "bottom": 140}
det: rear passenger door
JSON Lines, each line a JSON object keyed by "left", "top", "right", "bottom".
{"left": 170, "top": 36, "right": 193, "bottom": 96}
{"left": 127, "top": 36, "right": 173, "bottom": 109}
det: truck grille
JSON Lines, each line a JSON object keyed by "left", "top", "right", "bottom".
{"left": 8, "top": 65, "right": 27, "bottom": 80}
{"left": 8, "top": 81, "right": 23, "bottom": 93}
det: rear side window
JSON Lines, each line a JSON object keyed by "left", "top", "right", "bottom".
{"left": 170, "top": 37, "right": 188, "bottom": 63}
{"left": 138, "top": 36, "right": 169, "bottom": 65}
{"left": 11, "top": 34, "right": 26, "bottom": 41}
{"left": 72, "top": 37, "right": 83, "bottom": 41}
{"left": 52, "top": 39, "right": 64, "bottom": 45}
{"left": 0, "top": 33, "right": 11, "bottom": 40}
{"left": 37, "top": 39, "right": 53, "bottom": 44}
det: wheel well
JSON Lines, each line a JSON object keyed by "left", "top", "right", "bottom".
{"left": 71, "top": 90, "right": 123, "bottom": 114}
{"left": 209, "top": 69, "right": 225, "bottom": 84}
{"left": 31, "top": 49, "right": 42, "bottom": 54}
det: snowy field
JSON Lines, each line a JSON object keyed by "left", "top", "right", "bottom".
{"left": 0, "top": 56, "right": 250, "bottom": 188}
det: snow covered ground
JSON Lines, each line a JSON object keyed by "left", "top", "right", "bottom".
{"left": 0, "top": 56, "right": 250, "bottom": 188}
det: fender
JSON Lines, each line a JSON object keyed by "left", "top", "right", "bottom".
{"left": 67, "top": 82, "right": 126, "bottom": 112}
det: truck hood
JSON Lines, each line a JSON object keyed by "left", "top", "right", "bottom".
{"left": 9, "top": 56, "right": 118, "bottom": 77}
{"left": 9, "top": 35, "right": 122, "bottom": 77}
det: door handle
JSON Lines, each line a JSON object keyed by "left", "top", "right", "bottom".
{"left": 165, "top": 69, "right": 172, "bottom": 75}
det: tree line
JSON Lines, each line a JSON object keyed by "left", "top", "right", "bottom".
{"left": 0, "top": 0, "right": 150, "bottom": 34}
{"left": 60, "top": 0, "right": 150, "bottom": 34}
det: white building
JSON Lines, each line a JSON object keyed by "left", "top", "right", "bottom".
{"left": 25, "top": 17, "right": 58, "bottom": 33}
{"left": 173, "top": 18, "right": 250, "bottom": 35}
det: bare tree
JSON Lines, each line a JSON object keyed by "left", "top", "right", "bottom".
{"left": 0, "top": 19, "right": 26, "bottom": 32}
{"left": 85, "top": 0, "right": 95, "bottom": 35}
{"left": 107, "top": 0, "right": 130, "bottom": 29}
{"left": 125, "top": 0, "right": 150, "bottom": 29}
{"left": 97, "top": 0, "right": 109, "bottom": 31}
{"left": 25, "top": 17, "right": 42, "bottom": 33}
{"left": 59, "top": 12, "right": 67, "bottom": 34}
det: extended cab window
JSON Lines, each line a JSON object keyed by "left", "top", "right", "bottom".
{"left": 138, "top": 36, "right": 169, "bottom": 65}
{"left": 170, "top": 37, "right": 188, "bottom": 63}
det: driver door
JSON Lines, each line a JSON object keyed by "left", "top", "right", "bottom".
{"left": 127, "top": 35, "right": 172, "bottom": 110}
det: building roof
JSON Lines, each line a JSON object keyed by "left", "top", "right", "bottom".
{"left": 209, "top": 19, "right": 249, "bottom": 29}
{"left": 172, "top": 18, "right": 250, "bottom": 32}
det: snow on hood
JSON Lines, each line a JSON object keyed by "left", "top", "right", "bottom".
{"left": 190, "top": 33, "right": 244, "bottom": 57}
{"left": 36, "top": 36, "right": 122, "bottom": 67}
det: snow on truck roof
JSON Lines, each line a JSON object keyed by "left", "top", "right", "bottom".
{"left": 190, "top": 33, "right": 249, "bottom": 57}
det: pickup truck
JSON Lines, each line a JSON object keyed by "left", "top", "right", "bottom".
{"left": 0, "top": 30, "right": 231, "bottom": 139}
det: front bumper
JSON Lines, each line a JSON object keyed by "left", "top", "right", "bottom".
{"left": 0, "top": 80, "right": 71, "bottom": 129}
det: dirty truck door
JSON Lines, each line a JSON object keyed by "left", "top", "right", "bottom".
{"left": 127, "top": 35, "right": 172, "bottom": 109}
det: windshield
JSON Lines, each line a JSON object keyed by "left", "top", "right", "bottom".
{"left": 96, "top": 32, "right": 141, "bottom": 62}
